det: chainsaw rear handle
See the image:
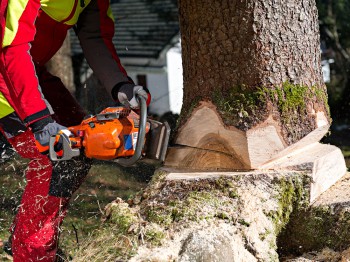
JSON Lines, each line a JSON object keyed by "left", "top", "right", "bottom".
{"left": 114, "top": 93, "right": 147, "bottom": 167}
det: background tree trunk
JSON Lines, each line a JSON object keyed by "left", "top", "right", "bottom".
{"left": 46, "top": 34, "right": 75, "bottom": 94}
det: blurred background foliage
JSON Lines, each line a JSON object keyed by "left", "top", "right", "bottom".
{"left": 317, "top": 0, "right": 350, "bottom": 123}
{"left": 317, "top": 0, "right": 350, "bottom": 163}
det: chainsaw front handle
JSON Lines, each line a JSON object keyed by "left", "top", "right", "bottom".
{"left": 114, "top": 94, "right": 147, "bottom": 167}
{"left": 49, "top": 133, "right": 80, "bottom": 161}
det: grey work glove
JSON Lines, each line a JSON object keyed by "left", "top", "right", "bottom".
{"left": 30, "top": 117, "right": 71, "bottom": 154}
{"left": 112, "top": 83, "right": 150, "bottom": 109}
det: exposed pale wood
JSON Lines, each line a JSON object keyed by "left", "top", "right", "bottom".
{"left": 260, "top": 142, "right": 347, "bottom": 203}
{"left": 167, "top": 102, "right": 331, "bottom": 170}
{"left": 165, "top": 147, "right": 247, "bottom": 170}
{"left": 166, "top": 141, "right": 347, "bottom": 203}
{"left": 173, "top": 102, "right": 250, "bottom": 168}
{"left": 164, "top": 168, "right": 278, "bottom": 180}
{"left": 246, "top": 118, "right": 285, "bottom": 167}
{"left": 260, "top": 112, "right": 330, "bottom": 165}
{"left": 312, "top": 172, "right": 350, "bottom": 206}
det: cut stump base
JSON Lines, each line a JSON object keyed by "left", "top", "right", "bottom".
{"left": 165, "top": 141, "right": 346, "bottom": 203}
{"left": 166, "top": 102, "right": 346, "bottom": 203}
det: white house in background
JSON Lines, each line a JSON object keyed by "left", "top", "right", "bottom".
{"left": 119, "top": 38, "right": 183, "bottom": 116}
{"left": 122, "top": 40, "right": 183, "bottom": 116}
{"left": 70, "top": 0, "right": 183, "bottom": 117}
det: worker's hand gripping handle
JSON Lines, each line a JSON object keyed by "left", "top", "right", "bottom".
{"left": 115, "top": 91, "right": 147, "bottom": 166}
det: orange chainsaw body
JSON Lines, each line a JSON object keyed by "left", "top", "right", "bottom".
{"left": 68, "top": 107, "right": 150, "bottom": 160}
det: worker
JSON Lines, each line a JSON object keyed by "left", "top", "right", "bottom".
{"left": 0, "top": 0, "right": 150, "bottom": 261}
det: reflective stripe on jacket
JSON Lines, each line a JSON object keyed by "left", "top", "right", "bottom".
{"left": 2, "top": 0, "right": 97, "bottom": 47}
{"left": 0, "top": 92, "right": 14, "bottom": 119}
{"left": 41, "top": 0, "right": 94, "bottom": 25}
{"left": 2, "top": 0, "right": 32, "bottom": 47}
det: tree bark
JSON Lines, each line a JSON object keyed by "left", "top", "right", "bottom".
{"left": 169, "top": 0, "right": 331, "bottom": 170}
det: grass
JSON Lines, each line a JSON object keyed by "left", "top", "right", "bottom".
{"left": 0, "top": 154, "right": 152, "bottom": 261}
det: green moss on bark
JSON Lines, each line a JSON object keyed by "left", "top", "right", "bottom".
{"left": 213, "top": 85, "right": 266, "bottom": 129}
{"left": 212, "top": 82, "right": 330, "bottom": 144}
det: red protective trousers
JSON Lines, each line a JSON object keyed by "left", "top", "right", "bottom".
{"left": 4, "top": 128, "right": 90, "bottom": 262}
{"left": 0, "top": 71, "right": 89, "bottom": 261}
{"left": 6, "top": 131, "right": 69, "bottom": 261}
{"left": 0, "top": 1, "right": 89, "bottom": 261}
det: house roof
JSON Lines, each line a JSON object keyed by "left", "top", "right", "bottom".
{"left": 71, "top": 0, "right": 180, "bottom": 59}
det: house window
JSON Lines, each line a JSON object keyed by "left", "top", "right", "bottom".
{"left": 137, "top": 75, "right": 147, "bottom": 88}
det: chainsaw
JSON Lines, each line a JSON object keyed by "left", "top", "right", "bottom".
{"left": 49, "top": 95, "right": 170, "bottom": 166}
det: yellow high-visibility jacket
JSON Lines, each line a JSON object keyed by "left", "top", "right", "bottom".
{"left": 0, "top": 0, "right": 128, "bottom": 123}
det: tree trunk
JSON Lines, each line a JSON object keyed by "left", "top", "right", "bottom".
{"left": 168, "top": 0, "right": 331, "bottom": 171}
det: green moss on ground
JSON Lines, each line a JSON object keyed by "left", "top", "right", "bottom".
{"left": 267, "top": 175, "right": 310, "bottom": 235}
{"left": 142, "top": 176, "right": 241, "bottom": 227}
{"left": 278, "top": 205, "right": 350, "bottom": 256}
{"left": 0, "top": 156, "right": 28, "bottom": 261}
